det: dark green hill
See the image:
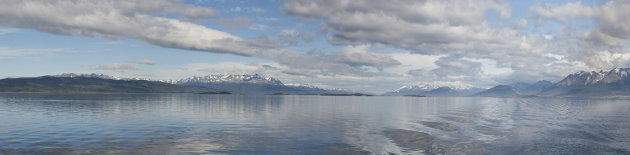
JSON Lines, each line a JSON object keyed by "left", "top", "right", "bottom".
{"left": 0, "top": 76, "right": 209, "bottom": 93}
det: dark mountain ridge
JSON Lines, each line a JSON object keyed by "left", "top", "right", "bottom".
{"left": 0, "top": 73, "right": 348, "bottom": 94}
{"left": 541, "top": 68, "right": 630, "bottom": 96}
{"left": 0, "top": 76, "right": 207, "bottom": 93}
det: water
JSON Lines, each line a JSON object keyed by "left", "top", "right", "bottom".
{"left": 0, "top": 93, "right": 629, "bottom": 154}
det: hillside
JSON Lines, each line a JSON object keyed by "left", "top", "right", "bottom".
{"left": 0, "top": 75, "right": 208, "bottom": 93}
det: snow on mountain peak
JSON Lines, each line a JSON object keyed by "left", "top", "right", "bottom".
{"left": 396, "top": 81, "right": 473, "bottom": 92}
{"left": 170, "top": 74, "right": 283, "bottom": 85}
{"left": 558, "top": 68, "right": 630, "bottom": 86}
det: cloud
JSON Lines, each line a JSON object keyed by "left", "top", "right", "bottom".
{"left": 333, "top": 45, "right": 401, "bottom": 69}
{"left": 280, "top": 0, "right": 543, "bottom": 62}
{"left": 432, "top": 56, "right": 482, "bottom": 78}
{"left": 531, "top": 1, "right": 630, "bottom": 69}
{"left": 137, "top": 59, "right": 156, "bottom": 65}
{"left": 277, "top": 29, "right": 322, "bottom": 45}
{"left": 91, "top": 63, "right": 140, "bottom": 73}
{"left": 217, "top": 16, "right": 253, "bottom": 30}
{"left": 529, "top": 2, "right": 595, "bottom": 22}
{"left": 511, "top": 19, "right": 529, "bottom": 29}
{"left": 250, "top": 8, "right": 266, "bottom": 14}
{"left": 0, "top": 28, "right": 18, "bottom": 35}
{"left": 0, "top": 0, "right": 425, "bottom": 86}
{"left": 281, "top": 0, "right": 563, "bottom": 83}
{"left": 230, "top": 6, "right": 241, "bottom": 12}
{"left": 248, "top": 24, "right": 269, "bottom": 30}
{"left": 0, "top": 0, "right": 259, "bottom": 56}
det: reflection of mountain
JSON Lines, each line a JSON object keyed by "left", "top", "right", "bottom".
{"left": 170, "top": 74, "right": 348, "bottom": 94}
{"left": 541, "top": 68, "right": 630, "bottom": 96}
{"left": 0, "top": 74, "right": 207, "bottom": 93}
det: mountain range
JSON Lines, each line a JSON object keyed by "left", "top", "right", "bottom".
{"left": 169, "top": 74, "right": 348, "bottom": 94}
{"left": 4, "top": 68, "right": 630, "bottom": 97}
{"left": 0, "top": 74, "right": 207, "bottom": 93}
{"left": 385, "top": 84, "right": 485, "bottom": 96}
{"left": 0, "top": 73, "right": 346, "bottom": 94}
{"left": 387, "top": 68, "right": 630, "bottom": 97}
{"left": 540, "top": 68, "right": 630, "bottom": 97}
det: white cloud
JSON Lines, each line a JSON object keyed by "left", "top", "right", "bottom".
{"left": 91, "top": 63, "right": 140, "bottom": 73}
{"left": 529, "top": 2, "right": 595, "bottom": 22}
{"left": 137, "top": 59, "right": 156, "bottom": 65}
{"left": 281, "top": 0, "right": 561, "bottom": 85}
{"left": 0, "top": 0, "right": 256, "bottom": 56}
{"left": 333, "top": 45, "right": 400, "bottom": 69}
{"left": 531, "top": 1, "right": 630, "bottom": 69}
{"left": 511, "top": 19, "right": 529, "bottom": 29}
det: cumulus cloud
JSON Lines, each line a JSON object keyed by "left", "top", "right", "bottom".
{"left": 281, "top": 0, "right": 563, "bottom": 84}
{"left": 277, "top": 29, "right": 324, "bottom": 45}
{"left": 0, "top": 0, "right": 255, "bottom": 56}
{"left": 91, "top": 63, "right": 140, "bottom": 73}
{"left": 333, "top": 45, "right": 401, "bottom": 69}
{"left": 280, "top": 0, "right": 547, "bottom": 64}
{"left": 432, "top": 56, "right": 482, "bottom": 78}
{"left": 529, "top": 2, "right": 595, "bottom": 22}
{"left": 531, "top": 1, "right": 630, "bottom": 69}
{"left": 511, "top": 19, "right": 529, "bottom": 29}
{"left": 282, "top": 0, "right": 516, "bottom": 55}
{"left": 0, "top": 0, "right": 389, "bottom": 78}
{"left": 137, "top": 59, "right": 156, "bottom": 65}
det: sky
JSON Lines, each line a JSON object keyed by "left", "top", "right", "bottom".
{"left": 0, "top": 0, "right": 629, "bottom": 93}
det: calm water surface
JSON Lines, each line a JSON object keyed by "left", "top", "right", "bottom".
{"left": 1, "top": 93, "right": 629, "bottom": 154}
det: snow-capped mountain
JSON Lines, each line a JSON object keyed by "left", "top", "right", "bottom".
{"left": 48, "top": 73, "right": 149, "bottom": 81}
{"left": 169, "top": 74, "right": 348, "bottom": 94}
{"left": 386, "top": 82, "right": 481, "bottom": 96}
{"left": 556, "top": 68, "right": 630, "bottom": 87}
{"left": 393, "top": 82, "right": 474, "bottom": 92}
{"left": 542, "top": 68, "right": 630, "bottom": 96}
{"left": 168, "top": 74, "right": 283, "bottom": 85}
